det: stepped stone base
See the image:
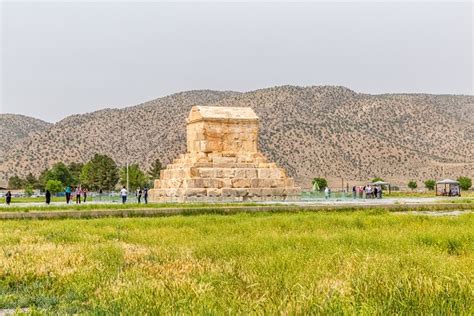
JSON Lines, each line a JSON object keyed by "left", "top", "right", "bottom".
{"left": 149, "top": 106, "right": 301, "bottom": 202}
{"left": 150, "top": 152, "right": 300, "bottom": 202}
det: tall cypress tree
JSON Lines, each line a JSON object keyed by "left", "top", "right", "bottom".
{"left": 148, "top": 158, "right": 162, "bottom": 180}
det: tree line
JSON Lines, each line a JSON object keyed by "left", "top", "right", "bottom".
{"left": 7, "top": 154, "right": 162, "bottom": 194}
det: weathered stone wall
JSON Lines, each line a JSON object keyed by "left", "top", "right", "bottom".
{"left": 150, "top": 106, "right": 300, "bottom": 202}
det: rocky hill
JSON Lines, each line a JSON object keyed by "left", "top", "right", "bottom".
{"left": 1, "top": 86, "right": 473, "bottom": 188}
{"left": 0, "top": 114, "right": 51, "bottom": 154}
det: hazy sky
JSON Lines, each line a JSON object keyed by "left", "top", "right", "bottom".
{"left": 1, "top": 1, "right": 472, "bottom": 122}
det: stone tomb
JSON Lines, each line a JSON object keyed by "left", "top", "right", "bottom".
{"left": 149, "top": 106, "right": 300, "bottom": 202}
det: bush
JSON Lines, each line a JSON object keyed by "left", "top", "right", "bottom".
{"left": 424, "top": 179, "right": 436, "bottom": 191}
{"left": 46, "top": 180, "right": 63, "bottom": 194}
{"left": 457, "top": 177, "right": 472, "bottom": 191}
{"left": 8, "top": 176, "right": 25, "bottom": 189}
{"left": 312, "top": 177, "right": 328, "bottom": 191}
{"left": 408, "top": 180, "right": 418, "bottom": 190}
{"left": 24, "top": 185, "right": 34, "bottom": 197}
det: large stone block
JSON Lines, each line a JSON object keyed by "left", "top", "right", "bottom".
{"left": 231, "top": 178, "right": 251, "bottom": 188}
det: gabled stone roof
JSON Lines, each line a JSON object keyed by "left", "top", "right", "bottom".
{"left": 187, "top": 106, "right": 259, "bottom": 123}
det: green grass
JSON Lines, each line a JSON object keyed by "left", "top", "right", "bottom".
{"left": 0, "top": 202, "right": 262, "bottom": 213}
{"left": 0, "top": 210, "right": 473, "bottom": 314}
{"left": 1, "top": 195, "right": 133, "bottom": 204}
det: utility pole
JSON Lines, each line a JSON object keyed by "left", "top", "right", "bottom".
{"left": 126, "top": 159, "right": 129, "bottom": 194}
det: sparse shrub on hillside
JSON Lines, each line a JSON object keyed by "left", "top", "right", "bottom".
{"left": 457, "top": 176, "right": 472, "bottom": 191}
{"left": 424, "top": 179, "right": 436, "bottom": 191}
{"left": 408, "top": 180, "right": 418, "bottom": 190}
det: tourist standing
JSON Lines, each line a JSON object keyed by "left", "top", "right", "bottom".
{"left": 5, "top": 191, "right": 12, "bottom": 205}
{"left": 83, "top": 188, "right": 88, "bottom": 203}
{"left": 137, "top": 188, "right": 142, "bottom": 204}
{"left": 75, "top": 187, "right": 82, "bottom": 204}
{"left": 143, "top": 187, "right": 148, "bottom": 204}
{"left": 65, "top": 186, "right": 71, "bottom": 204}
{"left": 324, "top": 187, "right": 330, "bottom": 200}
{"left": 374, "top": 187, "right": 378, "bottom": 200}
{"left": 120, "top": 186, "right": 128, "bottom": 204}
{"left": 45, "top": 190, "right": 51, "bottom": 205}
{"left": 352, "top": 186, "right": 356, "bottom": 199}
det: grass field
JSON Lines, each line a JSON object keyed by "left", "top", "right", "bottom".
{"left": 0, "top": 202, "right": 263, "bottom": 213}
{"left": 0, "top": 210, "right": 473, "bottom": 314}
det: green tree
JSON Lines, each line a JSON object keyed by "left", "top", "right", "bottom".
{"left": 148, "top": 159, "right": 162, "bottom": 179}
{"left": 46, "top": 180, "right": 63, "bottom": 194}
{"left": 80, "top": 154, "right": 119, "bottom": 191}
{"left": 8, "top": 176, "right": 25, "bottom": 189}
{"left": 312, "top": 177, "right": 328, "bottom": 191}
{"left": 43, "top": 162, "right": 74, "bottom": 186}
{"left": 68, "top": 162, "right": 84, "bottom": 186}
{"left": 424, "top": 179, "right": 436, "bottom": 191}
{"left": 25, "top": 173, "right": 40, "bottom": 189}
{"left": 408, "top": 180, "right": 418, "bottom": 190}
{"left": 38, "top": 168, "right": 50, "bottom": 190}
{"left": 372, "top": 177, "right": 384, "bottom": 183}
{"left": 457, "top": 176, "right": 472, "bottom": 191}
{"left": 120, "top": 164, "right": 148, "bottom": 191}
{"left": 24, "top": 185, "right": 34, "bottom": 197}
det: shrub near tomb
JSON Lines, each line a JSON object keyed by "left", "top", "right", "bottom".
{"left": 457, "top": 176, "right": 472, "bottom": 191}
{"left": 424, "top": 179, "right": 436, "bottom": 191}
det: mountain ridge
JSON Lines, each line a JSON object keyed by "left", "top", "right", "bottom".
{"left": 1, "top": 85, "right": 472, "bottom": 188}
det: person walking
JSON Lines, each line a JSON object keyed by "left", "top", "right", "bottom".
{"left": 83, "top": 188, "right": 88, "bottom": 203}
{"left": 352, "top": 186, "right": 356, "bottom": 199}
{"left": 324, "top": 187, "right": 330, "bottom": 200}
{"left": 137, "top": 188, "right": 142, "bottom": 204}
{"left": 45, "top": 189, "right": 51, "bottom": 205}
{"left": 75, "top": 187, "right": 82, "bottom": 204}
{"left": 143, "top": 187, "right": 148, "bottom": 204}
{"left": 5, "top": 191, "right": 12, "bottom": 205}
{"left": 120, "top": 186, "right": 128, "bottom": 204}
{"left": 65, "top": 186, "right": 71, "bottom": 204}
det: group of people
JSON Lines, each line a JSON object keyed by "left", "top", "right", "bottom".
{"left": 352, "top": 185, "right": 383, "bottom": 199}
{"left": 119, "top": 186, "right": 149, "bottom": 204}
{"left": 65, "top": 186, "right": 88, "bottom": 204}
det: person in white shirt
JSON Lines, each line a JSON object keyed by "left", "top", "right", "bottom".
{"left": 120, "top": 186, "right": 128, "bottom": 204}
{"left": 324, "top": 187, "right": 330, "bottom": 200}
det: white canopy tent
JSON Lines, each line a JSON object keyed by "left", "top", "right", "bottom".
{"left": 436, "top": 179, "right": 460, "bottom": 196}
{"left": 370, "top": 181, "right": 391, "bottom": 194}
